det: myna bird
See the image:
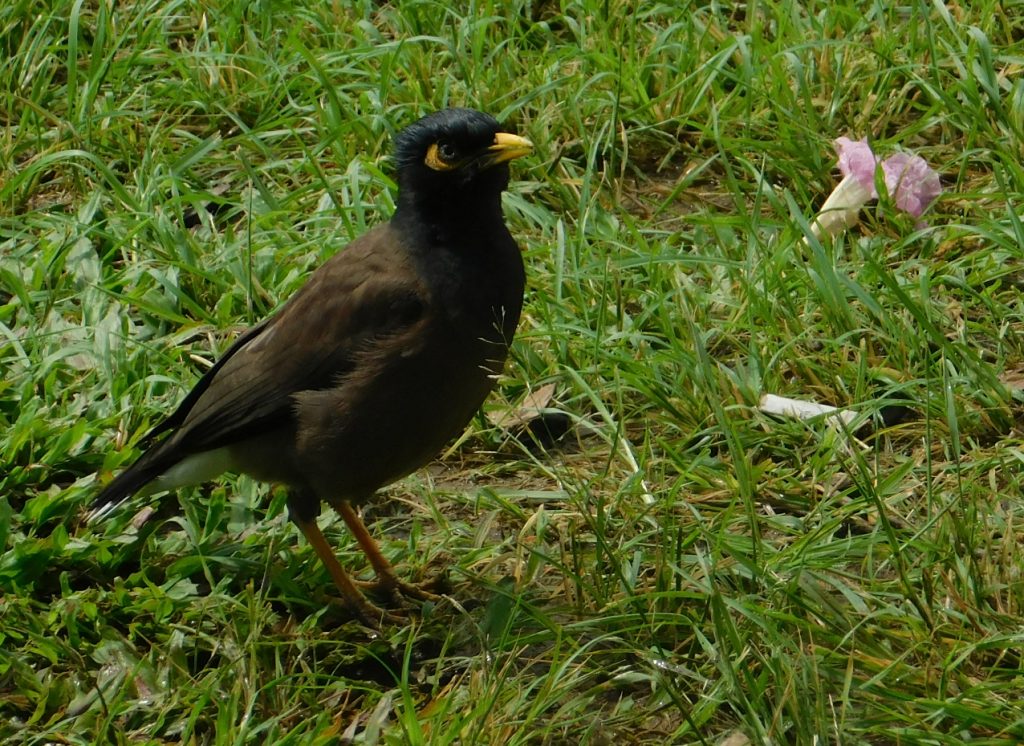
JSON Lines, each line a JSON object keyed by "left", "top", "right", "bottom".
{"left": 89, "top": 108, "right": 533, "bottom": 623}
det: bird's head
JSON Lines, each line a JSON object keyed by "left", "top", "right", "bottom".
{"left": 393, "top": 108, "right": 532, "bottom": 214}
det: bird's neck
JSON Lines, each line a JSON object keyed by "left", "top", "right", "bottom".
{"left": 393, "top": 191, "right": 507, "bottom": 245}
{"left": 391, "top": 187, "right": 524, "bottom": 343}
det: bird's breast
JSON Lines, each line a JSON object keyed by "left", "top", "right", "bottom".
{"left": 289, "top": 298, "right": 516, "bottom": 502}
{"left": 286, "top": 222, "right": 525, "bottom": 501}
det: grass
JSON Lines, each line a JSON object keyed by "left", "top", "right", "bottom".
{"left": 3, "top": 0, "right": 1024, "bottom": 742}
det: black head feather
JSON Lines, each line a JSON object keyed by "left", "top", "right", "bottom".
{"left": 394, "top": 108, "right": 504, "bottom": 172}
{"left": 393, "top": 109, "right": 512, "bottom": 207}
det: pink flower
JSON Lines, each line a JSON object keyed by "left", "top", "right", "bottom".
{"left": 880, "top": 153, "right": 943, "bottom": 219}
{"left": 835, "top": 137, "right": 881, "bottom": 195}
{"left": 808, "top": 137, "right": 942, "bottom": 239}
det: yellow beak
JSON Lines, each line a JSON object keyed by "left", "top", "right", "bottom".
{"left": 485, "top": 132, "right": 534, "bottom": 165}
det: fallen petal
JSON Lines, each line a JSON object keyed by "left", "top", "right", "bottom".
{"left": 759, "top": 393, "right": 857, "bottom": 426}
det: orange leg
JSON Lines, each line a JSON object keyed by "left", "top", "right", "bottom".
{"left": 294, "top": 515, "right": 398, "bottom": 624}
{"left": 335, "top": 501, "right": 442, "bottom": 601}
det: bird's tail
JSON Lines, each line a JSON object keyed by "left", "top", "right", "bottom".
{"left": 87, "top": 449, "right": 170, "bottom": 523}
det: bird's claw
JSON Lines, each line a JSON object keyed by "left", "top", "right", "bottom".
{"left": 356, "top": 572, "right": 447, "bottom": 605}
{"left": 351, "top": 599, "right": 405, "bottom": 627}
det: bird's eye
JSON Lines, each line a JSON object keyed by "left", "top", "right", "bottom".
{"left": 437, "top": 141, "right": 457, "bottom": 161}
{"left": 424, "top": 140, "right": 459, "bottom": 171}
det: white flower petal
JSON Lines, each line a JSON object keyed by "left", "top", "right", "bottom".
{"left": 808, "top": 172, "right": 874, "bottom": 239}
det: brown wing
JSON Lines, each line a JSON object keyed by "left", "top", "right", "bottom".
{"left": 160, "top": 223, "right": 427, "bottom": 454}
{"left": 139, "top": 318, "right": 272, "bottom": 447}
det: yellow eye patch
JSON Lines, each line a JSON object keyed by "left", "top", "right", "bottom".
{"left": 424, "top": 143, "right": 457, "bottom": 171}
